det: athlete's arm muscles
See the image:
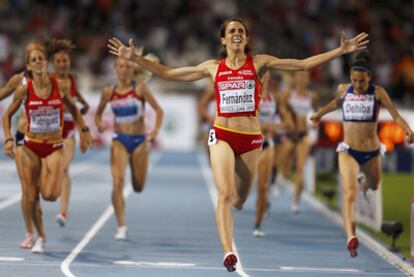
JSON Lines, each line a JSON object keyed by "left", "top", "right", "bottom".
{"left": 311, "top": 84, "right": 346, "bottom": 122}
{"left": 377, "top": 86, "right": 414, "bottom": 137}
{"left": 0, "top": 73, "right": 24, "bottom": 101}
{"left": 140, "top": 83, "right": 164, "bottom": 140}
{"left": 2, "top": 85, "right": 26, "bottom": 140}
{"left": 132, "top": 57, "right": 216, "bottom": 82}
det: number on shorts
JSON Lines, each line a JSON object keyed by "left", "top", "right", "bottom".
{"left": 208, "top": 129, "right": 217, "bottom": 145}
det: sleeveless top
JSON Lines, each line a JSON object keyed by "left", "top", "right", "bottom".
{"left": 288, "top": 90, "right": 313, "bottom": 117}
{"left": 214, "top": 55, "right": 262, "bottom": 117}
{"left": 259, "top": 93, "right": 280, "bottom": 124}
{"left": 110, "top": 82, "right": 145, "bottom": 124}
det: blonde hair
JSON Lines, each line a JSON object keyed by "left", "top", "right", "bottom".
{"left": 133, "top": 47, "right": 159, "bottom": 83}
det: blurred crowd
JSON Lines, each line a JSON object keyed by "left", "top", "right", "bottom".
{"left": 1, "top": 0, "right": 414, "bottom": 105}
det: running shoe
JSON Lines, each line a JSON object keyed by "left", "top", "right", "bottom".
{"left": 291, "top": 203, "right": 300, "bottom": 214}
{"left": 223, "top": 252, "right": 238, "bottom": 272}
{"left": 56, "top": 213, "right": 67, "bottom": 227}
{"left": 347, "top": 236, "right": 359, "bottom": 257}
{"left": 253, "top": 227, "right": 265, "bottom": 237}
{"left": 114, "top": 225, "right": 127, "bottom": 240}
{"left": 20, "top": 233, "right": 35, "bottom": 249}
{"left": 31, "top": 237, "right": 45, "bottom": 254}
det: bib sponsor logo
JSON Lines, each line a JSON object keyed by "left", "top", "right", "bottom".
{"left": 218, "top": 70, "right": 232, "bottom": 77}
{"left": 48, "top": 99, "right": 62, "bottom": 105}
{"left": 238, "top": 70, "right": 253, "bottom": 76}
{"left": 28, "top": 101, "right": 43, "bottom": 106}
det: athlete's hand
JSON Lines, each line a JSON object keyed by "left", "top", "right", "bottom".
{"left": 108, "top": 37, "right": 135, "bottom": 60}
{"left": 79, "top": 130, "right": 94, "bottom": 153}
{"left": 147, "top": 128, "right": 159, "bottom": 142}
{"left": 340, "top": 32, "right": 369, "bottom": 54}
{"left": 309, "top": 112, "right": 320, "bottom": 128}
{"left": 3, "top": 140, "right": 15, "bottom": 159}
{"left": 96, "top": 120, "right": 106, "bottom": 133}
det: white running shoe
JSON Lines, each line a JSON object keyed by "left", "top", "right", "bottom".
{"left": 291, "top": 203, "right": 300, "bottom": 214}
{"left": 253, "top": 227, "right": 265, "bottom": 237}
{"left": 31, "top": 237, "right": 45, "bottom": 253}
{"left": 114, "top": 226, "right": 127, "bottom": 240}
{"left": 20, "top": 233, "right": 35, "bottom": 249}
{"left": 56, "top": 213, "right": 66, "bottom": 227}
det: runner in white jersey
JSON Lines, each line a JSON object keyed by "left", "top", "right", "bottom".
{"left": 279, "top": 71, "right": 318, "bottom": 213}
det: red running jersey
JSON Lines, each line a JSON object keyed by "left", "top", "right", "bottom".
{"left": 214, "top": 55, "right": 262, "bottom": 117}
{"left": 25, "top": 78, "right": 64, "bottom": 134}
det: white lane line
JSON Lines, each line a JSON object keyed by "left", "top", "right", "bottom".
{"left": 0, "top": 257, "right": 24, "bottom": 262}
{"left": 197, "top": 152, "right": 250, "bottom": 277}
{"left": 0, "top": 193, "right": 21, "bottom": 211}
{"left": 300, "top": 190, "right": 414, "bottom": 277}
{"left": 281, "top": 266, "right": 361, "bottom": 273}
{"left": 61, "top": 153, "right": 162, "bottom": 277}
{"left": 114, "top": 261, "right": 195, "bottom": 268}
{"left": 0, "top": 151, "right": 108, "bottom": 212}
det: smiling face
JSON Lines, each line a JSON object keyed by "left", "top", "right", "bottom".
{"left": 350, "top": 70, "right": 371, "bottom": 93}
{"left": 220, "top": 20, "right": 249, "bottom": 54}
{"left": 52, "top": 51, "right": 71, "bottom": 75}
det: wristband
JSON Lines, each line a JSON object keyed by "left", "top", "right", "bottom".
{"left": 81, "top": 126, "right": 90, "bottom": 132}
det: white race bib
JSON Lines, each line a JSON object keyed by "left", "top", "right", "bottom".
{"left": 29, "top": 107, "right": 61, "bottom": 133}
{"left": 343, "top": 94, "right": 375, "bottom": 121}
{"left": 218, "top": 80, "right": 255, "bottom": 113}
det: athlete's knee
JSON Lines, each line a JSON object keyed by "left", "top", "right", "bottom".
{"left": 132, "top": 182, "right": 145, "bottom": 193}
{"left": 218, "top": 189, "right": 235, "bottom": 204}
{"left": 41, "top": 191, "right": 59, "bottom": 202}
{"left": 344, "top": 187, "right": 357, "bottom": 202}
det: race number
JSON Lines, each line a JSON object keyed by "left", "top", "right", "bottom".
{"left": 208, "top": 129, "right": 217, "bottom": 145}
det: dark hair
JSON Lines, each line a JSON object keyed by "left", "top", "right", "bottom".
{"left": 219, "top": 17, "right": 251, "bottom": 59}
{"left": 351, "top": 51, "right": 371, "bottom": 73}
{"left": 42, "top": 38, "right": 75, "bottom": 59}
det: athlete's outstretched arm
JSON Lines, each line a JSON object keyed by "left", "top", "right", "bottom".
{"left": 0, "top": 73, "right": 24, "bottom": 101}
{"left": 310, "top": 84, "right": 346, "bottom": 125}
{"left": 377, "top": 86, "right": 414, "bottom": 143}
{"left": 108, "top": 38, "right": 215, "bottom": 82}
{"left": 2, "top": 85, "right": 26, "bottom": 159}
{"left": 256, "top": 32, "right": 369, "bottom": 72}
